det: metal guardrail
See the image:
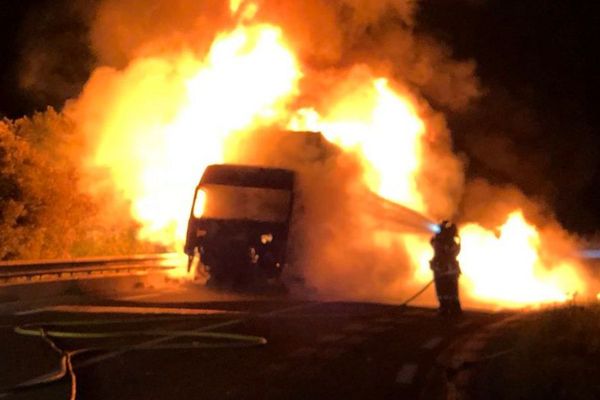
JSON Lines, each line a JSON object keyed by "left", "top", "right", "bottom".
{"left": 0, "top": 253, "right": 181, "bottom": 286}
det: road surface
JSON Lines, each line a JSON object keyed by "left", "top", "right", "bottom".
{"left": 0, "top": 284, "right": 510, "bottom": 399}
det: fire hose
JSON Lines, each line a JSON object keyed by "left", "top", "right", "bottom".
{"left": 0, "top": 317, "right": 267, "bottom": 399}
{"left": 1, "top": 282, "right": 435, "bottom": 399}
{"left": 399, "top": 279, "right": 435, "bottom": 307}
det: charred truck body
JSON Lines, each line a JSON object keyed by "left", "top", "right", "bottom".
{"left": 184, "top": 164, "right": 295, "bottom": 289}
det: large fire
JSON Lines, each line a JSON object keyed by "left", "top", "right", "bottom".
{"left": 84, "top": 22, "right": 300, "bottom": 244}
{"left": 76, "top": 2, "right": 587, "bottom": 307}
{"left": 458, "top": 211, "right": 584, "bottom": 306}
{"left": 409, "top": 211, "right": 585, "bottom": 307}
{"left": 289, "top": 78, "right": 425, "bottom": 211}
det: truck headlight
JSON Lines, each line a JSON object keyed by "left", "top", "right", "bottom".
{"left": 261, "top": 233, "right": 273, "bottom": 244}
{"left": 193, "top": 189, "right": 207, "bottom": 218}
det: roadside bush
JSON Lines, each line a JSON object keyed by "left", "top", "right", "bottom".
{"left": 0, "top": 108, "right": 160, "bottom": 260}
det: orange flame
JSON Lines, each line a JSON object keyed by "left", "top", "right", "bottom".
{"left": 290, "top": 78, "right": 425, "bottom": 211}
{"left": 459, "top": 211, "right": 584, "bottom": 306}
{"left": 80, "top": 10, "right": 587, "bottom": 304}
{"left": 88, "top": 23, "right": 300, "bottom": 246}
{"left": 289, "top": 74, "right": 587, "bottom": 307}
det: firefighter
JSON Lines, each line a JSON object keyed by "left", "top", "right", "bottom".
{"left": 430, "top": 220, "right": 462, "bottom": 315}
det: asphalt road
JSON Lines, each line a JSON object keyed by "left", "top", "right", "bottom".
{"left": 0, "top": 285, "right": 510, "bottom": 400}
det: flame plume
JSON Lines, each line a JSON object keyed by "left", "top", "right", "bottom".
{"left": 75, "top": 23, "right": 300, "bottom": 245}
{"left": 459, "top": 211, "right": 584, "bottom": 306}
{"left": 290, "top": 78, "right": 425, "bottom": 210}
{"left": 69, "top": 1, "right": 589, "bottom": 307}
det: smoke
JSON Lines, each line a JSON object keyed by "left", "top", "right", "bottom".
{"left": 85, "top": 0, "right": 476, "bottom": 222}
{"left": 228, "top": 128, "right": 432, "bottom": 301}
{"left": 88, "top": 0, "right": 480, "bottom": 106}
{"left": 20, "top": 0, "right": 591, "bottom": 304}
{"left": 89, "top": 0, "right": 232, "bottom": 67}
{"left": 63, "top": 0, "right": 515, "bottom": 304}
{"left": 16, "top": 0, "right": 96, "bottom": 109}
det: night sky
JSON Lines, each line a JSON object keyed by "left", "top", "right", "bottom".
{"left": 419, "top": 1, "right": 600, "bottom": 233}
{"left": 1, "top": 0, "right": 599, "bottom": 233}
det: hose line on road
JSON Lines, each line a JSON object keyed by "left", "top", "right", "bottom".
{"left": 1, "top": 317, "right": 268, "bottom": 399}
{"left": 1, "top": 285, "right": 435, "bottom": 399}
{"left": 399, "top": 279, "right": 434, "bottom": 307}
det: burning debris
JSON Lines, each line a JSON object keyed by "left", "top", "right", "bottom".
{"left": 4, "top": 0, "right": 593, "bottom": 307}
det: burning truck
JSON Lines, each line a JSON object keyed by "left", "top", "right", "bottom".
{"left": 183, "top": 130, "right": 339, "bottom": 289}
{"left": 183, "top": 130, "right": 344, "bottom": 289}
{"left": 65, "top": 0, "right": 588, "bottom": 306}
{"left": 184, "top": 164, "right": 295, "bottom": 289}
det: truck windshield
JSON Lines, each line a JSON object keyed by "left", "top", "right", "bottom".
{"left": 192, "top": 184, "right": 291, "bottom": 223}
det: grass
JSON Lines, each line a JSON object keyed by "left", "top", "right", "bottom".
{"left": 474, "top": 304, "right": 600, "bottom": 400}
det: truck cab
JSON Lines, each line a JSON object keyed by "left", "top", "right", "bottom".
{"left": 184, "top": 164, "right": 295, "bottom": 289}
